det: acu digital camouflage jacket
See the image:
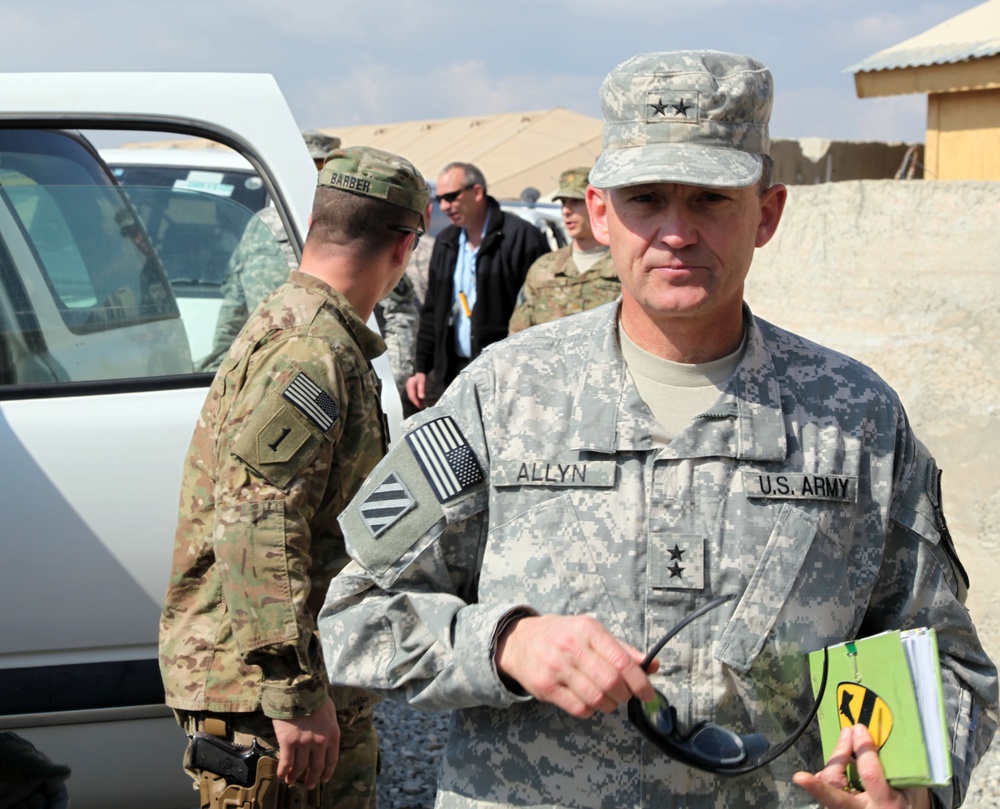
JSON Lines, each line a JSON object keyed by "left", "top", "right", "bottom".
{"left": 320, "top": 302, "right": 997, "bottom": 809}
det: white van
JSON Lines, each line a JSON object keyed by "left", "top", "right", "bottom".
{"left": 0, "top": 74, "right": 401, "bottom": 809}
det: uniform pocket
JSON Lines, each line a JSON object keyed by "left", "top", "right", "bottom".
{"left": 716, "top": 504, "right": 820, "bottom": 674}
{"left": 215, "top": 500, "right": 298, "bottom": 654}
{"left": 481, "top": 492, "right": 627, "bottom": 638}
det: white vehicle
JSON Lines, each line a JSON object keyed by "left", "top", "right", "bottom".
{"left": 101, "top": 147, "right": 275, "bottom": 360}
{"left": 0, "top": 73, "right": 401, "bottom": 808}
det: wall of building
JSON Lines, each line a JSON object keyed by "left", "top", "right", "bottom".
{"left": 770, "top": 138, "right": 920, "bottom": 183}
{"left": 927, "top": 87, "right": 1000, "bottom": 180}
{"left": 744, "top": 179, "right": 1000, "bottom": 634}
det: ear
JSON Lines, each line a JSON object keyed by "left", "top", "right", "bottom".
{"left": 390, "top": 231, "right": 415, "bottom": 269}
{"left": 586, "top": 186, "right": 611, "bottom": 247}
{"left": 755, "top": 183, "right": 787, "bottom": 248}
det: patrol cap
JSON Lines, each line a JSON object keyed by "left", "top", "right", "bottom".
{"left": 553, "top": 167, "right": 591, "bottom": 201}
{"left": 317, "top": 146, "right": 429, "bottom": 216}
{"left": 589, "top": 50, "right": 772, "bottom": 190}
{"left": 301, "top": 129, "right": 342, "bottom": 160}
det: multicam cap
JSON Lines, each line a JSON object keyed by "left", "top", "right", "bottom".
{"left": 301, "top": 129, "right": 342, "bottom": 160}
{"left": 589, "top": 50, "right": 772, "bottom": 189}
{"left": 554, "top": 167, "right": 591, "bottom": 201}
{"left": 317, "top": 146, "right": 429, "bottom": 216}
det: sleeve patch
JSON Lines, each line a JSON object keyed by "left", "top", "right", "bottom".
{"left": 405, "top": 417, "right": 484, "bottom": 502}
{"left": 358, "top": 471, "right": 416, "bottom": 538}
{"left": 283, "top": 371, "right": 339, "bottom": 432}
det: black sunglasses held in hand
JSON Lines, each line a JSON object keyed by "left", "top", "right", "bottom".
{"left": 627, "top": 593, "right": 829, "bottom": 775}
{"left": 434, "top": 183, "right": 475, "bottom": 204}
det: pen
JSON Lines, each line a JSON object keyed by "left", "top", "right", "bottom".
{"left": 459, "top": 292, "right": 472, "bottom": 318}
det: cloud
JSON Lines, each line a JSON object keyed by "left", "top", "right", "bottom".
{"left": 295, "top": 59, "right": 599, "bottom": 128}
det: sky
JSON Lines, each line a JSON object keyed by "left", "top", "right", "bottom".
{"left": 1, "top": 0, "right": 986, "bottom": 144}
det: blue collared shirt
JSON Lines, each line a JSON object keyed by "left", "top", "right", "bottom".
{"left": 452, "top": 211, "right": 490, "bottom": 358}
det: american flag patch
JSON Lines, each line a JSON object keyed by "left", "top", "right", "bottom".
{"left": 405, "top": 417, "right": 484, "bottom": 503}
{"left": 359, "top": 472, "right": 415, "bottom": 538}
{"left": 282, "top": 372, "right": 339, "bottom": 432}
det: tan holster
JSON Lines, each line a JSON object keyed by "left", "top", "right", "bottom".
{"left": 196, "top": 755, "right": 321, "bottom": 809}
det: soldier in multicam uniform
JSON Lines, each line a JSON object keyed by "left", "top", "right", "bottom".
{"left": 198, "top": 131, "right": 341, "bottom": 372}
{"left": 159, "top": 146, "right": 428, "bottom": 809}
{"left": 317, "top": 51, "right": 998, "bottom": 809}
{"left": 508, "top": 166, "right": 619, "bottom": 334}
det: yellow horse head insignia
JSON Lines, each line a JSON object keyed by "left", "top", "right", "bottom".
{"left": 836, "top": 682, "right": 893, "bottom": 748}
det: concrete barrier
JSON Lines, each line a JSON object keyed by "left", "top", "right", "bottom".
{"left": 745, "top": 179, "right": 1000, "bottom": 644}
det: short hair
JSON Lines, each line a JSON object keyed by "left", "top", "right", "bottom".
{"left": 440, "top": 161, "right": 488, "bottom": 194}
{"left": 758, "top": 155, "right": 775, "bottom": 195}
{"left": 305, "top": 186, "right": 422, "bottom": 260}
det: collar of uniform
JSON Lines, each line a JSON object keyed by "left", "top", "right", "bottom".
{"left": 568, "top": 303, "right": 786, "bottom": 460}
{"left": 288, "top": 270, "right": 386, "bottom": 361}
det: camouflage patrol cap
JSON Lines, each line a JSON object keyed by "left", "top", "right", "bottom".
{"left": 554, "top": 167, "right": 591, "bottom": 201}
{"left": 317, "top": 146, "right": 429, "bottom": 215}
{"left": 301, "top": 129, "right": 342, "bottom": 160}
{"left": 589, "top": 50, "right": 772, "bottom": 189}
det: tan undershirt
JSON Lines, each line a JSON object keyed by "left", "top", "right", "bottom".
{"left": 570, "top": 244, "right": 609, "bottom": 275}
{"left": 618, "top": 320, "right": 745, "bottom": 441}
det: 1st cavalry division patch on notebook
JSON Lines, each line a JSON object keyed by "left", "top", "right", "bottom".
{"left": 405, "top": 417, "right": 484, "bottom": 502}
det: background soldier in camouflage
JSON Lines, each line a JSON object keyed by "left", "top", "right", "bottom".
{"left": 198, "top": 131, "right": 341, "bottom": 372}
{"left": 318, "top": 51, "right": 997, "bottom": 809}
{"left": 508, "top": 166, "right": 619, "bottom": 333}
{"left": 159, "top": 145, "right": 428, "bottom": 809}
{"left": 376, "top": 201, "right": 435, "bottom": 417}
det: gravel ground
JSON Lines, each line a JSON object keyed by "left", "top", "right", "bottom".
{"left": 375, "top": 699, "right": 1000, "bottom": 808}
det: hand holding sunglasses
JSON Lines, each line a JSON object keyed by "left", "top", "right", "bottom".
{"left": 627, "top": 594, "right": 829, "bottom": 776}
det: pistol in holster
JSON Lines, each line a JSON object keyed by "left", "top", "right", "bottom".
{"left": 186, "top": 731, "right": 321, "bottom": 809}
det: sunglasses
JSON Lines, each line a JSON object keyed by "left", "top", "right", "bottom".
{"left": 627, "top": 593, "right": 829, "bottom": 775}
{"left": 387, "top": 225, "right": 425, "bottom": 249}
{"left": 434, "top": 183, "right": 475, "bottom": 205}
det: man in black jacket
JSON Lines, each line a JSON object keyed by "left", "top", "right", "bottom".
{"left": 406, "top": 162, "right": 550, "bottom": 408}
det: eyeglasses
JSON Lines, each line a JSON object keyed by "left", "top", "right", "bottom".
{"left": 434, "top": 183, "right": 475, "bottom": 205}
{"left": 387, "top": 225, "right": 425, "bottom": 249}
{"left": 627, "top": 593, "right": 829, "bottom": 775}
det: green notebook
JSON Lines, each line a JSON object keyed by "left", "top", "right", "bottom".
{"left": 808, "top": 628, "right": 951, "bottom": 788}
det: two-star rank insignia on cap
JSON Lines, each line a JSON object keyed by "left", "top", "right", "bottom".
{"left": 282, "top": 372, "right": 339, "bottom": 432}
{"left": 405, "top": 417, "right": 484, "bottom": 503}
{"left": 645, "top": 92, "right": 700, "bottom": 125}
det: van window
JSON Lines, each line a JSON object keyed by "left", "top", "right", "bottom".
{"left": 0, "top": 130, "right": 293, "bottom": 387}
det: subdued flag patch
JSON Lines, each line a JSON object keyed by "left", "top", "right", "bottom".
{"left": 359, "top": 472, "right": 415, "bottom": 538}
{"left": 283, "top": 372, "right": 339, "bottom": 432}
{"left": 405, "top": 417, "right": 484, "bottom": 503}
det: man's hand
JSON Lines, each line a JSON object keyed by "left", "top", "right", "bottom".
{"left": 272, "top": 696, "right": 340, "bottom": 789}
{"left": 494, "top": 614, "right": 657, "bottom": 718}
{"left": 793, "top": 724, "right": 931, "bottom": 809}
{"left": 405, "top": 372, "right": 427, "bottom": 409}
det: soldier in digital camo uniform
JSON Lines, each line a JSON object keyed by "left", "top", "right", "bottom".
{"left": 198, "top": 131, "right": 341, "bottom": 372}
{"left": 508, "top": 166, "right": 619, "bottom": 333}
{"left": 376, "top": 200, "right": 435, "bottom": 417}
{"left": 159, "top": 145, "right": 428, "bottom": 809}
{"left": 318, "top": 51, "right": 998, "bottom": 809}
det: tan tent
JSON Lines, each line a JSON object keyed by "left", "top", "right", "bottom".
{"left": 121, "top": 108, "right": 603, "bottom": 201}
{"left": 328, "top": 107, "right": 603, "bottom": 200}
